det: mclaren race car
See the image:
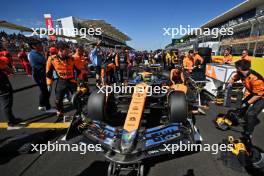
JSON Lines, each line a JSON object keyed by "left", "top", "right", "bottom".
{"left": 66, "top": 70, "right": 202, "bottom": 176}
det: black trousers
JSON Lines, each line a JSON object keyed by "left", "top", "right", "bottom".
{"left": 244, "top": 98, "right": 264, "bottom": 134}
{"left": 108, "top": 69, "right": 116, "bottom": 84}
{"left": 55, "top": 79, "right": 75, "bottom": 113}
{"left": 119, "top": 65, "right": 126, "bottom": 83}
{"left": 33, "top": 73, "right": 51, "bottom": 109}
{"left": 119, "top": 69, "right": 125, "bottom": 83}
{"left": 0, "top": 92, "right": 16, "bottom": 123}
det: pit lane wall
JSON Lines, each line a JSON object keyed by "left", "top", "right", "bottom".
{"left": 212, "top": 56, "right": 264, "bottom": 76}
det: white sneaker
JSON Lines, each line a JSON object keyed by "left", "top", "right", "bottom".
{"left": 45, "top": 108, "right": 57, "bottom": 113}
{"left": 38, "top": 106, "right": 46, "bottom": 111}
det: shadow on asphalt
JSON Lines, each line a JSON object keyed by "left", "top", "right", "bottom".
{"left": 0, "top": 129, "right": 66, "bottom": 165}
{"left": 183, "top": 169, "right": 195, "bottom": 176}
{"left": 143, "top": 151, "right": 199, "bottom": 176}
{"left": 77, "top": 161, "right": 108, "bottom": 176}
{"left": 76, "top": 151, "right": 198, "bottom": 176}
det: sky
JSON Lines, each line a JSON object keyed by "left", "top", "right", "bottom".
{"left": 0, "top": 0, "right": 244, "bottom": 50}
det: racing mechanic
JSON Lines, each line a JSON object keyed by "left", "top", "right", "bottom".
{"left": 73, "top": 46, "right": 89, "bottom": 79}
{"left": 183, "top": 50, "right": 204, "bottom": 74}
{"left": 0, "top": 50, "right": 22, "bottom": 127}
{"left": 170, "top": 65, "right": 185, "bottom": 85}
{"left": 240, "top": 49, "right": 251, "bottom": 62}
{"left": 46, "top": 42, "right": 85, "bottom": 117}
{"left": 193, "top": 50, "right": 204, "bottom": 66}
{"left": 183, "top": 50, "right": 194, "bottom": 74}
{"left": 222, "top": 48, "right": 233, "bottom": 64}
{"left": 228, "top": 59, "right": 264, "bottom": 140}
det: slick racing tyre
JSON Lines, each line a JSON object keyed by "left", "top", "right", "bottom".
{"left": 87, "top": 90, "right": 116, "bottom": 121}
{"left": 168, "top": 90, "right": 188, "bottom": 123}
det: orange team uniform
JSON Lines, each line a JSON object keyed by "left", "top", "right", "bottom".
{"left": 241, "top": 55, "right": 251, "bottom": 62}
{"left": 232, "top": 71, "right": 264, "bottom": 97}
{"left": 73, "top": 53, "right": 88, "bottom": 75}
{"left": 193, "top": 54, "right": 204, "bottom": 65}
{"left": 223, "top": 54, "right": 233, "bottom": 64}
{"left": 46, "top": 55, "right": 85, "bottom": 85}
{"left": 170, "top": 68, "right": 185, "bottom": 84}
{"left": 183, "top": 56, "right": 194, "bottom": 73}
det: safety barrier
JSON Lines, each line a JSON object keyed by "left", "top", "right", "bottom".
{"left": 212, "top": 56, "right": 264, "bottom": 76}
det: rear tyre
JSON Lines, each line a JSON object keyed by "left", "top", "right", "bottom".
{"left": 168, "top": 91, "right": 188, "bottom": 123}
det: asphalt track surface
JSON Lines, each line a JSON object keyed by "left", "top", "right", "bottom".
{"left": 0, "top": 73, "right": 264, "bottom": 176}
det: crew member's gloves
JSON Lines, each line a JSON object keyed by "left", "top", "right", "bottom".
{"left": 47, "top": 85, "right": 52, "bottom": 93}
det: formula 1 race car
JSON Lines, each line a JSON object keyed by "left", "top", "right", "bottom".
{"left": 66, "top": 70, "right": 202, "bottom": 176}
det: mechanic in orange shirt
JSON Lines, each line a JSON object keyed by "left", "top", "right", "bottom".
{"left": 73, "top": 46, "right": 88, "bottom": 76}
{"left": 240, "top": 49, "right": 251, "bottom": 62}
{"left": 228, "top": 59, "right": 264, "bottom": 138}
{"left": 222, "top": 48, "right": 233, "bottom": 64}
{"left": 183, "top": 50, "right": 195, "bottom": 73}
{"left": 170, "top": 65, "right": 185, "bottom": 85}
{"left": 46, "top": 42, "right": 85, "bottom": 117}
{"left": 193, "top": 50, "right": 204, "bottom": 66}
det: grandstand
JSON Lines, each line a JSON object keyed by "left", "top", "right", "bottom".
{"left": 57, "top": 16, "right": 131, "bottom": 48}
{"left": 168, "top": 0, "right": 264, "bottom": 57}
